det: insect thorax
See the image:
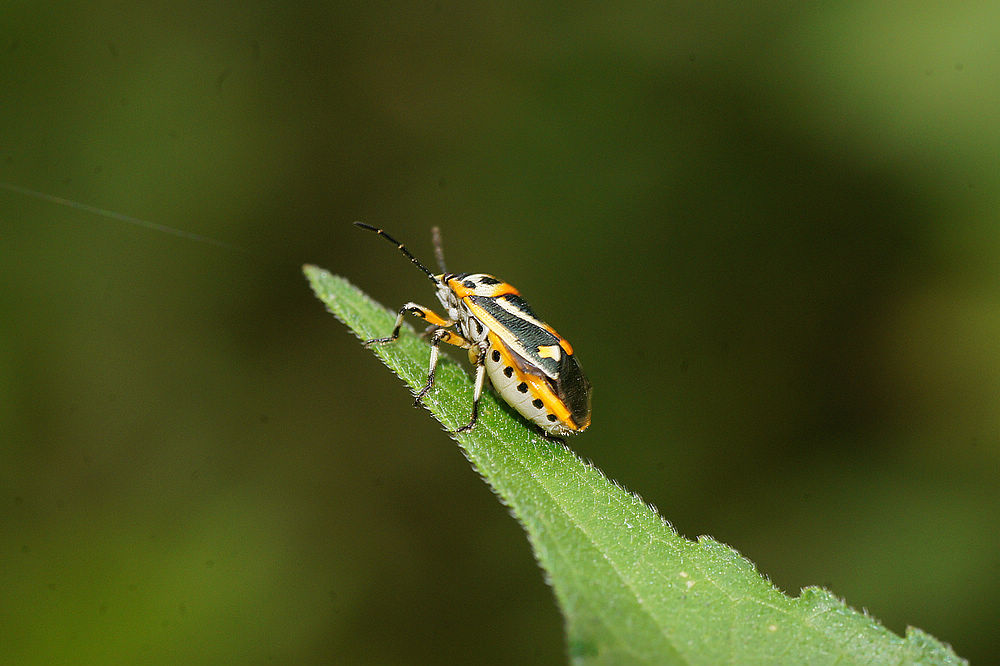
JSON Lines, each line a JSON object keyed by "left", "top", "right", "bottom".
{"left": 435, "top": 272, "right": 513, "bottom": 344}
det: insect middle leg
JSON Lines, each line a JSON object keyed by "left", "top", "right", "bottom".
{"left": 362, "top": 302, "right": 473, "bottom": 408}
{"left": 412, "top": 328, "right": 475, "bottom": 408}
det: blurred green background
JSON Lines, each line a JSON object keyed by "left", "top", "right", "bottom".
{"left": 2, "top": 3, "right": 998, "bottom": 664}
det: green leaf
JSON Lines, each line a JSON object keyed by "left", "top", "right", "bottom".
{"left": 304, "top": 265, "right": 967, "bottom": 666}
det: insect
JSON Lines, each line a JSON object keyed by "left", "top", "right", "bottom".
{"left": 354, "top": 222, "right": 592, "bottom": 437}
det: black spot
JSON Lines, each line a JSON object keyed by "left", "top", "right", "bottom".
{"left": 479, "top": 276, "right": 501, "bottom": 285}
{"left": 463, "top": 280, "right": 476, "bottom": 289}
{"left": 492, "top": 350, "right": 501, "bottom": 362}
{"left": 474, "top": 320, "right": 484, "bottom": 335}
{"left": 517, "top": 382, "right": 528, "bottom": 393}
{"left": 532, "top": 399, "right": 543, "bottom": 409}
{"left": 546, "top": 414, "right": 558, "bottom": 422}
{"left": 503, "top": 366, "right": 514, "bottom": 378}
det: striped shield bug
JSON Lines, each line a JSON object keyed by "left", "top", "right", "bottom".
{"left": 354, "top": 222, "right": 592, "bottom": 437}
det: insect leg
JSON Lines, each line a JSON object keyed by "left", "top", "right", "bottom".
{"left": 457, "top": 343, "right": 488, "bottom": 432}
{"left": 414, "top": 328, "right": 473, "bottom": 406}
{"left": 363, "top": 302, "right": 454, "bottom": 347}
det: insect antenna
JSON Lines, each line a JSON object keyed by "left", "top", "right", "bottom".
{"left": 430, "top": 226, "right": 448, "bottom": 273}
{"left": 353, "top": 222, "right": 437, "bottom": 282}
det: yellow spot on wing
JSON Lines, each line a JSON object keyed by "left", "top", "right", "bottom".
{"left": 537, "top": 344, "right": 561, "bottom": 360}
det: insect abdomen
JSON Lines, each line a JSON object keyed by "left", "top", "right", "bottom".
{"left": 484, "top": 332, "right": 590, "bottom": 436}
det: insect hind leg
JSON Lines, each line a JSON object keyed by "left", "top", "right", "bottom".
{"left": 456, "top": 344, "right": 488, "bottom": 432}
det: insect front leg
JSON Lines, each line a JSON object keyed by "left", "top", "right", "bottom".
{"left": 457, "top": 343, "right": 489, "bottom": 433}
{"left": 363, "top": 302, "right": 454, "bottom": 347}
{"left": 413, "top": 327, "right": 474, "bottom": 407}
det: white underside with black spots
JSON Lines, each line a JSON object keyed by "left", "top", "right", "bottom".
{"left": 483, "top": 341, "right": 571, "bottom": 436}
